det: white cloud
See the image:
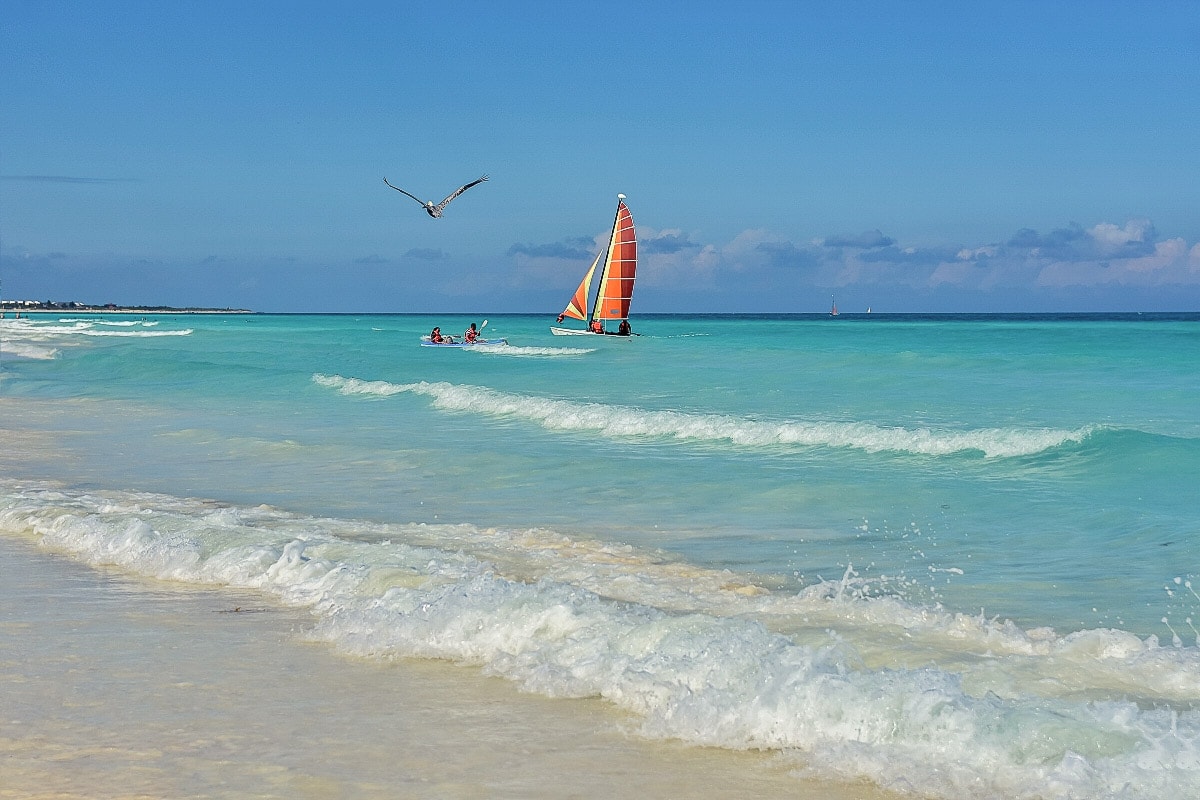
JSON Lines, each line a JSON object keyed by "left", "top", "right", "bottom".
{"left": 721, "top": 228, "right": 778, "bottom": 267}
{"left": 957, "top": 246, "right": 997, "bottom": 260}
{"left": 929, "top": 260, "right": 974, "bottom": 287}
{"left": 1088, "top": 218, "right": 1152, "bottom": 252}
{"left": 1126, "top": 237, "right": 1187, "bottom": 273}
{"left": 1035, "top": 237, "right": 1195, "bottom": 288}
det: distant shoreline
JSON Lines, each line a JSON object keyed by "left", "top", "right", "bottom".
{"left": 2, "top": 302, "right": 253, "bottom": 315}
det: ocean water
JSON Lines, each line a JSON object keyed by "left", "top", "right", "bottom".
{"left": 1, "top": 311, "right": 1198, "bottom": 798}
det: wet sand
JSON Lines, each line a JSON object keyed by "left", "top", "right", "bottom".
{"left": 0, "top": 534, "right": 896, "bottom": 800}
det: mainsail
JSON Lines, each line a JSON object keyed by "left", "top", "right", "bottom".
{"left": 592, "top": 199, "right": 637, "bottom": 323}
{"left": 552, "top": 195, "right": 638, "bottom": 335}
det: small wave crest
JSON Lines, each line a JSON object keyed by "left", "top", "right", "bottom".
{"left": 59, "top": 318, "right": 159, "bottom": 327}
{"left": 0, "top": 340, "right": 60, "bottom": 360}
{"left": 77, "top": 328, "right": 192, "bottom": 337}
{"left": 312, "top": 373, "right": 1094, "bottom": 458}
{"left": 1, "top": 318, "right": 190, "bottom": 341}
{"left": 470, "top": 345, "right": 596, "bottom": 357}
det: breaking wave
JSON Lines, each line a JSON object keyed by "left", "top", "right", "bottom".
{"left": 312, "top": 374, "right": 1096, "bottom": 458}
{"left": 2, "top": 479, "right": 1197, "bottom": 800}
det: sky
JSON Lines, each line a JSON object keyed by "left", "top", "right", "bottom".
{"left": 2, "top": 1, "right": 1198, "bottom": 313}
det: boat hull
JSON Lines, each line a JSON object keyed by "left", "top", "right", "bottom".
{"left": 549, "top": 327, "right": 633, "bottom": 337}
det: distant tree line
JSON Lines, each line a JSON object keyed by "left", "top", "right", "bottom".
{"left": 1, "top": 299, "right": 250, "bottom": 313}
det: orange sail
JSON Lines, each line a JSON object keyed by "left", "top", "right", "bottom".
{"left": 559, "top": 251, "right": 600, "bottom": 321}
{"left": 593, "top": 199, "right": 637, "bottom": 322}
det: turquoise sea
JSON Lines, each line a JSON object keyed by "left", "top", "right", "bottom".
{"left": 2, "top": 312, "right": 1198, "bottom": 798}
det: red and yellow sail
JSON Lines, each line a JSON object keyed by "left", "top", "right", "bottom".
{"left": 592, "top": 199, "right": 637, "bottom": 322}
{"left": 559, "top": 252, "right": 600, "bottom": 321}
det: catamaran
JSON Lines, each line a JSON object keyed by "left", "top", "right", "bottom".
{"left": 550, "top": 194, "right": 637, "bottom": 336}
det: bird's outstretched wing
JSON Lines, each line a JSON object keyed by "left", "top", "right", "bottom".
{"left": 433, "top": 175, "right": 489, "bottom": 214}
{"left": 383, "top": 177, "right": 426, "bottom": 206}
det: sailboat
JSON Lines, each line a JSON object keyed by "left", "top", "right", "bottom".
{"left": 550, "top": 194, "right": 637, "bottom": 336}
{"left": 830, "top": 295, "right": 839, "bottom": 316}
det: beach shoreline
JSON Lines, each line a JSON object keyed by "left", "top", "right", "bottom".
{"left": 2, "top": 306, "right": 254, "bottom": 315}
{"left": 0, "top": 531, "right": 896, "bottom": 800}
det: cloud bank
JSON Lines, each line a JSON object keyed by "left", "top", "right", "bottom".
{"left": 5, "top": 217, "right": 1198, "bottom": 313}
{"left": 624, "top": 218, "right": 1200, "bottom": 294}
{"left": 501, "top": 215, "right": 1200, "bottom": 311}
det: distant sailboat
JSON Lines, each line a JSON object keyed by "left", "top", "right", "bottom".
{"left": 830, "top": 296, "right": 839, "bottom": 316}
{"left": 551, "top": 195, "right": 637, "bottom": 336}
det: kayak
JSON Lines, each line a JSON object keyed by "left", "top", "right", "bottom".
{"left": 419, "top": 337, "right": 508, "bottom": 347}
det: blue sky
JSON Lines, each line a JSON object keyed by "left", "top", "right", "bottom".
{"left": 2, "top": 1, "right": 1198, "bottom": 312}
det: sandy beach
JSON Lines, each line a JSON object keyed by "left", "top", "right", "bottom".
{"left": 0, "top": 534, "right": 896, "bottom": 800}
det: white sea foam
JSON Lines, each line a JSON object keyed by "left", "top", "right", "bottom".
{"left": 59, "top": 318, "right": 159, "bottom": 327}
{"left": 1, "top": 320, "right": 90, "bottom": 333}
{"left": 0, "top": 340, "right": 60, "bottom": 360}
{"left": 76, "top": 328, "right": 192, "bottom": 337}
{"left": 312, "top": 373, "right": 1095, "bottom": 458}
{"left": 0, "top": 318, "right": 189, "bottom": 343}
{"left": 469, "top": 345, "right": 597, "bottom": 357}
{"left": 1, "top": 319, "right": 193, "bottom": 359}
{"left": 1, "top": 320, "right": 76, "bottom": 358}
{"left": 1, "top": 479, "right": 1196, "bottom": 800}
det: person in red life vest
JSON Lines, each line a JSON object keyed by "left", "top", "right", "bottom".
{"left": 464, "top": 323, "right": 479, "bottom": 343}
{"left": 429, "top": 326, "right": 448, "bottom": 343}
{"left": 590, "top": 319, "right": 603, "bottom": 334}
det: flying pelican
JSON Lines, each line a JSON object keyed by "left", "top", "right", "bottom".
{"left": 383, "top": 175, "right": 488, "bottom": 218}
